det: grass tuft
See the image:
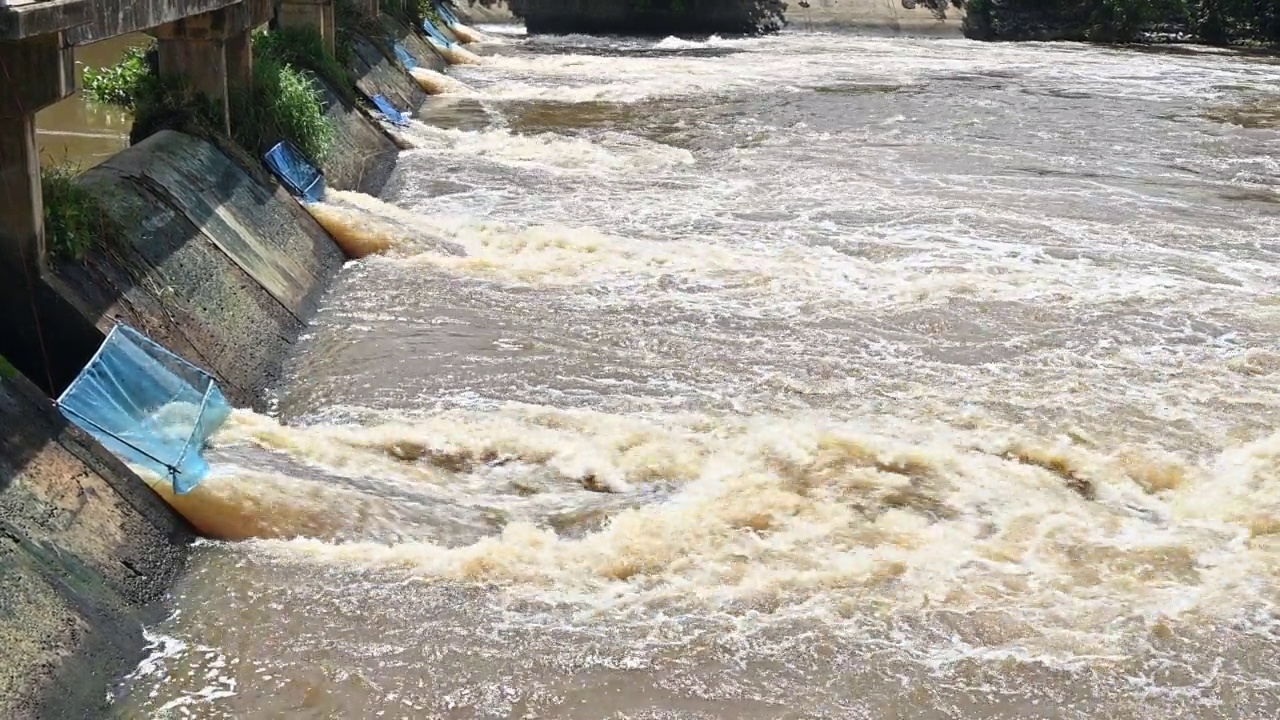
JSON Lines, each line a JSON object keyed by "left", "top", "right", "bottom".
{"left": 232, "top": 51, "right": 336, "bottom": 163}
{"left": 255, "top": 26, "right": 355, "bottom": 104}
{"left": 41, "top": 164, "right": 107, "bottom": 262}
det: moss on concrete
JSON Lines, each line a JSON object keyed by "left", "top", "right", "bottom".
{"left": 0, "top": 371, "right": 193, "bottom": 719}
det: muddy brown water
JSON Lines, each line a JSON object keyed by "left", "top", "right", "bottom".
{"left": 100, "top": 27, "right": 1280, "bottom": 719}
{"left": 35, "top": 35, "right": 143, "bottom": 169}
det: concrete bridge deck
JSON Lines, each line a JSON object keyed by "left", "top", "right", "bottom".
{"left": 1, "top": 0, "right": 248, "bottom": 44}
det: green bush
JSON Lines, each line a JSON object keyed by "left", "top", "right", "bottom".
{"left": 1088, "top": 0, "right": 1158, "bottom": 41}
{"left": 82, "top": 30, "right": 335, "bottom": 166}
{"left": 82, "top": 43, "right": 152, "bottom": 108}
{"left": 41, "top": 164, "right": 106, "bottom": 262}
{"left": 231, "top": 53, "right": 335, "bottom": 163}
{"left": 396, "top": 0, "right": 444, "bottom": 26}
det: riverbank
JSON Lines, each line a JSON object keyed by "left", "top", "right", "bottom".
{"left": 964, "top": 0, "right": 1280, "bottom": 45}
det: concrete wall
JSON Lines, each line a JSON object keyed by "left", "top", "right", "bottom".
{"left": 324, "top": 13, "right": 453, "bottom": 188}
{"left": 316, "top": 77, "right": 403, "bottom": 194}
{"left": 348, "top": 34, "right": 430, "bottom": 119}
{"left": 0, "top": 370, "right": 193, "bottom": 720}
{"left": 783, "top": 0, "right": 963, "bottom": 35}
{"left": 0, "top": 13, "right": 425, "bottom": 717}
{"left": 379, "top": 13, "right": 449, "bottom": 78}
{"left": 50, "top": 130, "right": 346, "bottom": 412}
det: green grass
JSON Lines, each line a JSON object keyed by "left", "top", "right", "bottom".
{"left": 231, "top": 51, "right": 336, "bottom": 163}
{"left": 0, "top": 354, "right": 16, "bottom": 380}
{"left": 255, "top": 26, "right": 355, "bottom": 103}
{"left": 41, "top": 164, "right": 106, "bottom": 262}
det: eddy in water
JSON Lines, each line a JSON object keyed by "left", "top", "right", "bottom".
{"left": 118, "top": 19, "right": 1280, "bottom": 720}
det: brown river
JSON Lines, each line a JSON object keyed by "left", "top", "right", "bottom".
{"left": 65, "top": 24, "right": 1280, "bottom": 719}
{"left": 36, "top": 36, "right": 139, "bottom": 169}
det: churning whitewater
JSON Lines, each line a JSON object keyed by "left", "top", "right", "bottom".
{"left": 119, "top": 24, "right": 1280, "bottom": 719}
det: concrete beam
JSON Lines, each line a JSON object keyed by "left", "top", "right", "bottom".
{"left": 277, "top": 0, "right": 336, "bottom": 58}
{"left": 66, "top": 0, "right": 243, "bottom": 45}
{"left": 147, "top": 0, "right": 271, "bottom": 40}
{"left": 0, "top": 0, "right": 93, "bottom": 40}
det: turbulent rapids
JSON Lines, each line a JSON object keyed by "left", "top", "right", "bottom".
{"left": 118, "top": 23, "right": 1280, "bottom": 720}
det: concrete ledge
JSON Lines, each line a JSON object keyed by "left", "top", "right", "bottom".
{"left": 0, "top": 370, "right": 193, "bottom": 719}
{"left": 0, "top": 0, "right": 93, "bottom": 40}
{"left": 50, "top": 130, "right": 345, "bottom": 411}
{"left": 457, "top": 0, "right": 516, "bottom": 23}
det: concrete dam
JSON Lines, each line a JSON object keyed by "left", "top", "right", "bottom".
{"left": 4, "top": 0, "right": 1280, "bottom": 717}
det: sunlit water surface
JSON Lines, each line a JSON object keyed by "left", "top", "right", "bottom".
{"left": 117, "top": 26, "right": 1280, "bottom": 719}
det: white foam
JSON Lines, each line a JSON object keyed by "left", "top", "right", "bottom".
{"left": 392, "top": 121, "right": 693, "bottom": 171}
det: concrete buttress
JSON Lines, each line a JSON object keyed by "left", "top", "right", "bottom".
{"left": 149, "top": 0, "right": 272, "bottom": 135}
{"left": 276, "top": 0, "right": 336, "bottom": 57}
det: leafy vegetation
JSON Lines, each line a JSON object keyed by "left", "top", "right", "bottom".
{"left": 965, "top": 0, "right": 1280, "bottom": 44}
{"left": 82, "top": 44, "right": 153, "bottom": 108}
{"left": 387, "top": 0, "right": 446, "bottom": 27}
{"left": 255, "top": 26, "right": 354, "bottom": 103}
{"left": 82, "top": 30, "right": 335, "bottom": 165}
{"left": 232, "top": 51, "right": 335, "bottom": 162}
{"left": 40, "top": 164, "right": 108, "bottom": 262}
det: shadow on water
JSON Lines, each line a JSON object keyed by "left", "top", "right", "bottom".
{"left": 811, "top": 83, "right": 917, "bottom": 96}
{"left": 504, "top": 99, "right": 675, "bottom": 133}
{"left": 417, "top": 97, "right": 497, "bottom": 132}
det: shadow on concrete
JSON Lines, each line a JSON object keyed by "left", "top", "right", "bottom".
{"left": 0, "top": 371, "right": 192, "bottom": 719}
{"left": 0, "top": 263, "right": 107, "bottom": 398}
